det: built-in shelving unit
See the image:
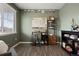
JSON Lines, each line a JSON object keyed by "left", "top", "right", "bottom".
{"left": 47, "top": 17, "right": 57, "bottom": 35}
{"left": 61, "top": 31, "right": 79, "bottom": 56}
{"left": 47, "top": 17, "right": 57, "bottom": 45}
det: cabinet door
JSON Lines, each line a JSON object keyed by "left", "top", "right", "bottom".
{"left": 48, "top": 36, "right": 56, "bottom": 45}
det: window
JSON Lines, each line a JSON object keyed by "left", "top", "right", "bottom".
{"left": 0, "top": 13, "right": 1, "bottom": 32}
{"left": 0, "top": 4, "right": 16, "bottom": 33}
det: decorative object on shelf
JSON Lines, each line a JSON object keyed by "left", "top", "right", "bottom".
{"left": 62, "top": 42, "right": 66, "bottom": 48}
{"left": 49, "top": 34, "right": 53, "bottom": 36}
{"left": 64, "top": 34, "right": 70, "bottom": 37}
{"left": 75, "top": 42, "right": 78, "bottom": 48}
{"left": 71, "top": 18, "right": 79, "bottom": 32}
{"left": 77, "top": 48, "right": 79, "bottom": 55}
{"left": 65, "top": 45, "right": 72, "bottom": 52}
{"left": 70, "top": 35, "right": 78, "bottom": 40}
{"left": 49, "top": 16, "right": 55, "bottom": 20}
{"left": 68, "top": 40, "right": 73, "bottom": 45}
{"left": 77, "top": 38, "right": 79, "bottom": 41}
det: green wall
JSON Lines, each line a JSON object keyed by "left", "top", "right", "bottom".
{"left": 21, "top": 11, "right": 60, "bottom": 42}
{"left": 59, "top": 3, "right": 79, "bottom": 42}
{"left": 21, "top": 12, "right": 32, "bottom": 42}
{"left": 0, "top": 3, "right": 21, "bottom": 47}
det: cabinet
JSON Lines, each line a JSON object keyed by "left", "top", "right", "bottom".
{"left": 48, "top": 35, "right": 56, "bottom": 45}
{"left": 61, "top": 31, "right": 79, "bottom": 55}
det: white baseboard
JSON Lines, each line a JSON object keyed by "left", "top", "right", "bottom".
{"left": 12, "top": 42, "right": 21, "bottom": 48}
{"left": 19, "top": 42, "right": 33, "bottom": 44}
{"left": 56, "top": 42, "right": 61, "bottom": 45}
{"left": 11, "top": 42, "right": 33, "bottom": 48}
{"left": 56, "top": 42, "right": 60, "bottom": 43}
{"left": 12, "top": 41, "right": 61, "bottom": 48}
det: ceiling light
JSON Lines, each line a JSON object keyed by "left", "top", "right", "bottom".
{"left": 24, "top": 9, "right": 27, "bottom": 11}
{"left": 28, "top": 9, "right": 31, "bottom": 12}
{"left": 38, "top": 10, "right": 41, "bottom": 11}
{"left": 31, "top": 10, "right": 34, "bottom": 12}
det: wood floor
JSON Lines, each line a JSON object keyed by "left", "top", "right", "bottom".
{"left": 14, "top": 44, "right": 69, "bottom": 56}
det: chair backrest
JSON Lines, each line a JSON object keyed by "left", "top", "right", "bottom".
{"left": 37, "top": 31, "right": 41, "bottom": 40}
{"left": 32, "top": 32, "right": 38, "bottom": 40}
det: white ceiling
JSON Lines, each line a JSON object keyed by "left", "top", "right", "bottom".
{"left": 15, "top": 3, "right": 65, "bottom": 9}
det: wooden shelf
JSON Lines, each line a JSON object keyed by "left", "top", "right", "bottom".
{"left": 47, "top": 19, "right": 57, "bottom": 45}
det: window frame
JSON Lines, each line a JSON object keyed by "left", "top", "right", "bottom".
{"left": 0, "top": 4, "right": 16, "bottom": 35}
